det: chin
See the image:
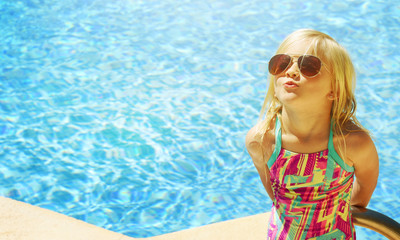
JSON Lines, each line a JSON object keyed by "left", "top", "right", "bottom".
{"left": 276, "top": 93, "right": 299, "bottom": 104}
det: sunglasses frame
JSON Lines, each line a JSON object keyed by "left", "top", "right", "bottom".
{"left": 268, "top": 54, "right": 323, "bottom": 78}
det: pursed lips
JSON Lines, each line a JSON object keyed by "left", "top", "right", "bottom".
{"left": 283, "top": 81, "right": 299, "bottom": 88}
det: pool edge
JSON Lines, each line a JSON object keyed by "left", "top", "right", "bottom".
{"left": 0, "top": 197, "right": 270, "bottom": 240}
{"left": 144, "top": 212, "right": 270, "bottom": 240}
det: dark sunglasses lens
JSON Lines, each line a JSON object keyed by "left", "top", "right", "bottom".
{"left": 269, "top": 54, "right": 291, "bottom": 75}
{"left": 298, "top": 55, "right": 322, "bottom": 77}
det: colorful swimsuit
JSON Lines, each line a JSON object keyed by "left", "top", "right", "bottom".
{"left": 266, "top": 118, "right": 356, "bottom": 240}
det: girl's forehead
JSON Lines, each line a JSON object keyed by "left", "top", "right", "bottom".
{"left": 282, "top": 42, "right": 314, "bottom": 55}
{"left": 279, "top": 39, "right": 316, "bottom": 55}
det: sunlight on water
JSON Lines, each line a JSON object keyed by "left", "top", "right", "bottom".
{"left": 0, "top": 0, "right": 399, "bottom": 238}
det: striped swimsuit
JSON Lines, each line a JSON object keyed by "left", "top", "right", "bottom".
{"left": 266, "top": 118, "right": 356, "bottom": 240}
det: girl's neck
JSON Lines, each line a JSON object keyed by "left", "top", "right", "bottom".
{"left": 281, "top": 106, "right": 331, "bottom": 141}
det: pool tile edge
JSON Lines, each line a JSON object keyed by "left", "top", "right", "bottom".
{"left": 0, "top": 197, "right": 135, "bottom": 240}
{"left": 139, "top": 212, "right": 270, "bottom": 240}
{"left": 0, "top": 196, "right": 270, "bottom": 240}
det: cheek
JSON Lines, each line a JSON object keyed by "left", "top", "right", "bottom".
{"left": 308, "top": 83, "right": 330, "bottom": 96}
{"left": 322, "top": 77, "right": 334, "bottom": 92}
{"left": 317, "top": 68, "right": 334, "bottom": 90}
{"left": 274, "top": 76, "right": 285, "bottom": 87}
{"left": 273, "top": 76, "right": 280, "bottom": 89}
{"left": 309, "top": 75, "right": 332, "bottom": 91}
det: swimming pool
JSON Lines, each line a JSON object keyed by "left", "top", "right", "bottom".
{"left": 0, "top": 0, "right": 399, "bottom": 238}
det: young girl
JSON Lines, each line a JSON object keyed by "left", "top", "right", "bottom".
{"left": 246, "top": 29, "right": 379, "bottom": 239}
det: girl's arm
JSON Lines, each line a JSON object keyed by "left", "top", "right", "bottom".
{"left": 348, "top": 132, "right": 379, "bottom": 208}
{"left": 246, "top": 125, "right": 274, "bottom": 201}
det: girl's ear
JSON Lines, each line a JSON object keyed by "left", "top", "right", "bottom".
{"left": 327, "top": 91, "right": 337, "bottom": 100}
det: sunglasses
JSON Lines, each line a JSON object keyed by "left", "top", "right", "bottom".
{"left": 268, "top": 54, "right": 322, "bottom": 78}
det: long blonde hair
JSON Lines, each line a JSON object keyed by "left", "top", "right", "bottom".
{"left": 259, "top": 29, "right": 367, "bottom": 154}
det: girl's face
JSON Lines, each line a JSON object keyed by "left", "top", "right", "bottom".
{"left": 274, "top": 40, "right": 334, "bottom": 110}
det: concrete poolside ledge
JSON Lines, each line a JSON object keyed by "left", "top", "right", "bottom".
{"left": 146, "top": 212, "right": 270, "bottom": 240}
{"left": 0, "top": 197, "right": 270, "bottom": 240}
{"left": 0, "top": 197, "right": 133, "bottom": 240}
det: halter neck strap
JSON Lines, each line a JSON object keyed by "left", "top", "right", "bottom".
{"left": 266, "top": 117, "right": 354, "bottom": 173}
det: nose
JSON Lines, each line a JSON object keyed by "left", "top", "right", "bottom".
{"left": 285, "top": 60, "right": 300, "bottom": 79}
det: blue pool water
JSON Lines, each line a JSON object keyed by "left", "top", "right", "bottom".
{"left": 1, "top": 0, "right": 399, "bottom": 238}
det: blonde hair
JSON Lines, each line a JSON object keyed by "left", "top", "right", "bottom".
{"left": 259, "top": 29, "right": 367, "bottom": 155}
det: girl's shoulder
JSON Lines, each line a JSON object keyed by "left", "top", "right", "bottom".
{"left": 246, "top": 119, "right": 276, "bottom": 163}
{"left": 339, "top": 121, "right": 377, "bottom": 166}
{"left": 341, "top": 121, "right": 379, "bottom": 197}
{"left": 343, "top": 121, "right": 372, "bottom": 146}
{"left": 246, "top": 119, "right": 275, "bottom": 145}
